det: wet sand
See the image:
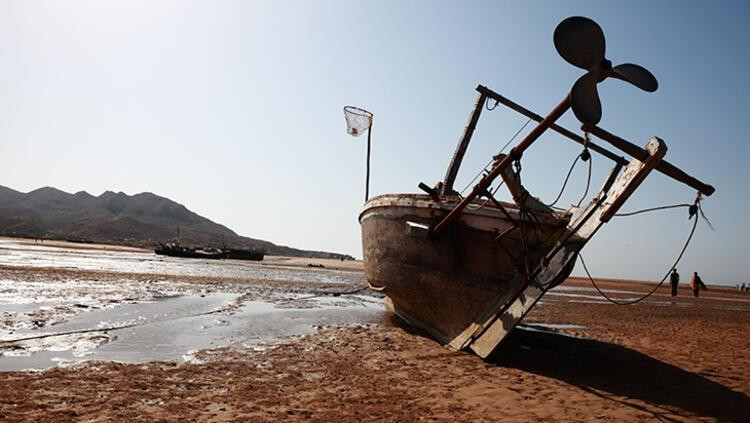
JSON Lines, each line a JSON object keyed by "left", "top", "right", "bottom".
{"left": 0, "top": 237, "right": 151, "bottom": 253}
{"left": 2, "top": 276, "right": 749, "bottom": 422}
{"left": 0, "top": 238, "right": 748, "bottom": 421}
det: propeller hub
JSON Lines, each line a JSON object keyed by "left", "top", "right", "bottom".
{"left": 599, "top": 58, "right": 612, "bottom": 71}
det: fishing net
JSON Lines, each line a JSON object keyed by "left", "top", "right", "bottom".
{"left": 343, "top": 106, "right": 373, "bottom": 137}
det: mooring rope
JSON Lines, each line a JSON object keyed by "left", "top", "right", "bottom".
{"left": 579, "top": 202, "right": 701, "bottom": 305}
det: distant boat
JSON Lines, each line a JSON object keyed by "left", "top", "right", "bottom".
{"left": 154, "top": 242, "right": 224, "bottom": 260}
{"left": 154, "top": 242, "right": 264, "bottom": 261}
{"left": 222, "top": 248, "right": 264, "bottom": 261}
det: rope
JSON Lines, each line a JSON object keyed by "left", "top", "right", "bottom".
{"left": 459, "top": 118, "right": 532, "bottom": 195}
{"left": 546, "top": 153, "right": 582, "bottom": 207}
{"left": 466, "top": 180, "right": 505, "bottom": 210}
{"left": 498, "top": 118, "right": 533, "bottom": 159}
{"left": 698, "top": 204, "right": 715, "bottom": 231}
{"left": 580, "top": 204, "right": 700, "bottom": 305}
{"left": 576, "top": 151, "right": 592, "bottom": 207}
{"left": 614, "top": 203, "right": 692, "bottom": 217}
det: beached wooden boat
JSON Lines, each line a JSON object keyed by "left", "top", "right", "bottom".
{"left": 358, "top": 17, "right": 714, "bottom": 359}
{"left": 155, "top": 242, "right": 224, "bottom": 260}
{"left": 223, "top": 248, "right": 265, "bottom": 261}
{"left": 155, "top": 243, "right": 264, "bottom": 261}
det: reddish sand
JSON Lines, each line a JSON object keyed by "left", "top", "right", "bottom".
{"left": 1, "top": 278, "right": 749, "bottom": 422}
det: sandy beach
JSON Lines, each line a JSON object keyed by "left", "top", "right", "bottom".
{"left": 0, "top": 239, "right": 748, "bottom": 421}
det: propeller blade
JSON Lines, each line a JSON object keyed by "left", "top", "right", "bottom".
{"left": 554, "top": 16, "right": 606, "bottom": 70}
{"left": 571, "top": 72, "right": 602, "bottom": 125}
{"left": 612, "top": 63, "right": 658, "bottom": 92}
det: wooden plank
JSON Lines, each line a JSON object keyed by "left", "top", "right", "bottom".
{"left": 442, "top": 91, "right": 487, "bottom": 194}
{"left": 476, "top": 84, "right": 714, "bottom": 196}
{"left": 583, "top": 124, "right": 715, "bottom": 196}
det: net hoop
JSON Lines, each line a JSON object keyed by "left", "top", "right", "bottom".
{"left": 344, "top": 105, "right": 373, "bottom": 137}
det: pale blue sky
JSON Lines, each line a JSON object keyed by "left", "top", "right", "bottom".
{"left": 0, "top": 1, "right": 747, "bottom": 284}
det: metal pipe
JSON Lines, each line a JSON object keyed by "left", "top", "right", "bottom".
{"left": 365, "top": 125, "right": 372, "bottom": 202}
{"left": 582, "top": 124, "right": 715, "bottom": 196}
{"left": 431, "top": 94, "right": 572, "bottom": 237}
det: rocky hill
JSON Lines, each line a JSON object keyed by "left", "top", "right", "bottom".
{"left": 0, "top": 185, "right": 353, "bottom": 260}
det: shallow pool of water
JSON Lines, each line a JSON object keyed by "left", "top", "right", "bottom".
{"left": 0, "top": 293, "right": 384, "bottom": 371}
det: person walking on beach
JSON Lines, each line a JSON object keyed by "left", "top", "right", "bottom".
{"left": 670, "top": 268, "right": 680, "bottom": 297}
{"left": 691, "top": 272, "right": 707, "bottom": 298}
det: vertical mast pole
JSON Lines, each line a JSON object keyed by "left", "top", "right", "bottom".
{"left": 442, "top": 91, "right": 487, "bottom": 195}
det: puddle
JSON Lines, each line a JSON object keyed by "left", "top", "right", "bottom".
{"left": 0, "top": 293, "right": 384, "bottom": 371}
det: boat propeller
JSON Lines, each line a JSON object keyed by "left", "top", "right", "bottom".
{"left": 554, "top": 16, "right": 658, "bottom": 126}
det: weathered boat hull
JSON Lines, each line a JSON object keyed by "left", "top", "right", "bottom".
{"left": 359, "top": 194, "right": 573, "bottom": 355}
{"left": 223, "top": 249, "right": 265, "bottom": 261}
{"left": 360, "top": 137, "right": 668, "bottom": 358}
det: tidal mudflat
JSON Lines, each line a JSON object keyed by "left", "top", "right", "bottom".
{"left": 1, "top": 239, "right": 749, "bottom": 421}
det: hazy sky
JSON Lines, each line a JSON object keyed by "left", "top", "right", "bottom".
{"left": 0, "top": 1, "right": 747, "bottom": 284}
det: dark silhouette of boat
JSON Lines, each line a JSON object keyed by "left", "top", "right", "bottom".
{"left": 154, "top": 242, "right": 224, "bottom": 260}
{"left": 154, "top": 242, "right": 264, "bottom": 261}
{"left": 222, "top": 248, "right": 264, "bottom": 261}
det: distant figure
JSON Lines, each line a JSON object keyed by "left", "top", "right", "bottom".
{"left": 742, "top": 282, "right": 747, "bottom": 293}
{"left": 691, "top": 272, "right": 707, "bottom": 298}
{"left": 670, "top": 269, "right": 680, "bottom": 297}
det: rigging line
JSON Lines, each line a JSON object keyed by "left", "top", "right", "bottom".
{"left": 698, "top": 204, "right": 716, "bottom": 231}
{"left": 466, "top": 180, "right": 505, "bottom": 210}
{"left": 459, "top": 118, "right": 533, "bottom": 195}
{"left": 576, "top": 153, "right": 592, "bottom": 208}
{"left": 546, "top": 153, "right": 582, "bottom": 207}
{"left": 614, "top": 203, "right": 691, "bottom": 217}
{"left": 580, "top": 210, "right": 699, "bottom": 306}
{"left": 498, "top": 118, "right": 533, "bottom": 156}
{"left": 460, "top": 158, "right": 493, "bottom": 195}
{"left": 485, "top": 98, "right": 499, "bottom": 111}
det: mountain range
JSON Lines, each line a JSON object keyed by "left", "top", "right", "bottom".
{"left": 0, "top": 185, "right": 353, "bottom": 260}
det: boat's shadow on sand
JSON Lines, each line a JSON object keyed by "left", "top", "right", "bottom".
{"left": 489, "top": 327, "right": 750, "bottom": 422}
